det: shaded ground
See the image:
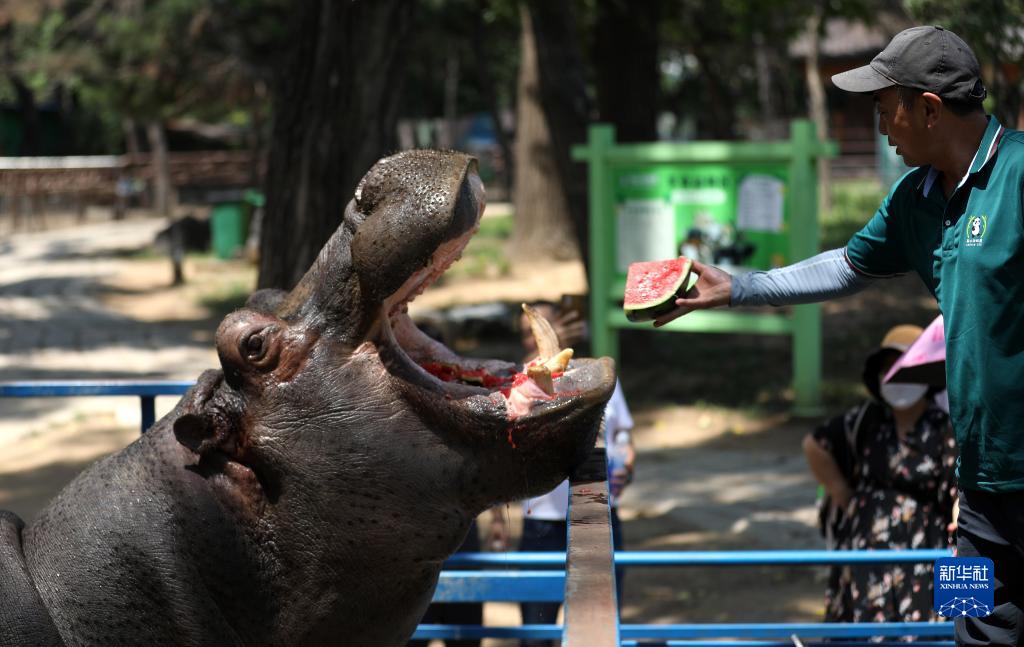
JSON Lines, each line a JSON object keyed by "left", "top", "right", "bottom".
{"left": 0, "top": 210, "right": 939, "bottom": 642}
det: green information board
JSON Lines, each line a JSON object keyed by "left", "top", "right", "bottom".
{"left": 572, "top": 120, "right": 837, "bottom": 415}
{"left": 612, "top": 164, "right": 791, "bottom": 278}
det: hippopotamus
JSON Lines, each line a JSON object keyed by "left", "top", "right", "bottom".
{"left": 0, "top": 150, "right": 615, "bottom": 646}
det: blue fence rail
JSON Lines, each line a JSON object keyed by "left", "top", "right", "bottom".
{"left": 0, "top": 380, "right": 194, "bottom": 432}
{"left": 1, "top": 381, "right": 956, "bottom": 645}
{"left": 426, "top": 551, "right": 955, "bottom": 644}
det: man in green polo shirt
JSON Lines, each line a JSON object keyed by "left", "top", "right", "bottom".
{"left": 651, "top": 26, "right": 1023, "bottom": 644}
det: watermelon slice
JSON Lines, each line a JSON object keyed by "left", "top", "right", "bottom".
{"left": 623, "top": 257, "right": 698, "bottom": 322}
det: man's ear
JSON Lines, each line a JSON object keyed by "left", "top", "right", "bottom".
{"left": 921, "top": 92, "right": 943, "bottom": 126}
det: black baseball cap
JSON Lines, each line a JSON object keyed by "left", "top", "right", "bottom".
{"left": 832, "top": 25, "right": 987, "bottom": 102}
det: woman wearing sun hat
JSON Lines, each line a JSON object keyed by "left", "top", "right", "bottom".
{"left": 803, "top": 324, "right": 958, "bottom": 625}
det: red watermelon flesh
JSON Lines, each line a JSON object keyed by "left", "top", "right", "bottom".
{"left": 623, "top": 257, "right": 695, "bottom": 322}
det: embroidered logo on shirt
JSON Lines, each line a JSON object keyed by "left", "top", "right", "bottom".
{"left": 965, "top": 215, "right": 987, "bottom": 247}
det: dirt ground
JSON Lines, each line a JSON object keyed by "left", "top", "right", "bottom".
{"left": 0, "top": 211, "right": 941, "bottom": 643}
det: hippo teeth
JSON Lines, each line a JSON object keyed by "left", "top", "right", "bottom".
{"left": 526, "top": 364, "right": 554, "bottom": 395}
{"left": 542, "top": 348, "right": 573, "bottom": 373}
{"left": 521, "top": 303, "right": 561, "bottom": 362}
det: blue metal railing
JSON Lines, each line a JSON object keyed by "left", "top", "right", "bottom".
{"left": 413, "top": 624, "right": 953, "bottom": 642}
{"left": 0, "top": 380, "right": 193, "bottom": 432}
{"left": 426, "top": 550, "right": 955, "bottom": 644}
{"left": 1, "top": 381, "right": 957, "bottom": 645}
{"left": 445, "top": 549, "right": 953, "bottom": 567}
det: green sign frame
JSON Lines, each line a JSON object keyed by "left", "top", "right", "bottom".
{"left": 572, "top": 120, "right": 837, "bottom": 415}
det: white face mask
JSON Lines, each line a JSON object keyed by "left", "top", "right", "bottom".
{"left": 879, "top": 382, "right": 928, "bottom": 410}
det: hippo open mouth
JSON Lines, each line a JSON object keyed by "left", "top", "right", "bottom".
{"left": 372, "top": 168, "right": 614, "bottom": 426}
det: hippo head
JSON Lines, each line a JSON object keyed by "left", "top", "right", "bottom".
{"left": 170, "top": 150, "right": 615, "bottom": 642}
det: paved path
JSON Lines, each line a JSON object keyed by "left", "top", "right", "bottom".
{"left": 1, "top": 218, "right": 218, "bottom": 369}
{"left": 0, "top": 218, "right": 221, "bottom": 519}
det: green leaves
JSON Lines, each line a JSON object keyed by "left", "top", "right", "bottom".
{"left": 4, "top": 0, "right": 284, "bottom": 146}
{"left": 905, "top": 0, "right": 1024, "bottom": 125}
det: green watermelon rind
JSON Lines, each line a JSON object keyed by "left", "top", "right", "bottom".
{"left": 623, "top": 258, "right": 695, "bottom": 322}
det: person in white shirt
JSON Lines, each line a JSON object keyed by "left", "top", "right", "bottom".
{"left": 487, "top": 301, "right": 635, "bottom": 647}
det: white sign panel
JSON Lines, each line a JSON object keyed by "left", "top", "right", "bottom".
{"left": 616, "top": 199, "right": 676, "bottom": 272}
{"left": 670, "top": 187, "right": 728, "bottom": 205}
{"left": 737, "top": 175, "right": 784, "bottom": 232}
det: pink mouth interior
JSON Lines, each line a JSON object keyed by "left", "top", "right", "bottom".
{"left": 379, "top": 182, "right": 567, "bottom": 421}
{"left": 418, "top": 360, "right": 559, "bottom": 420}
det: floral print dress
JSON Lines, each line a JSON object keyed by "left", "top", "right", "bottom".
{"left": 813, "top": 400, "right": 958, "bottom": 626}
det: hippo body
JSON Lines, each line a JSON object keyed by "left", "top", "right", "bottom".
{"left": 0, "top": 151, "right": 615, "bottom": 646}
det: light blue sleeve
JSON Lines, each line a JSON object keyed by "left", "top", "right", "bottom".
{"left": 730, "top": 248, "right": 879, "bottom": 307}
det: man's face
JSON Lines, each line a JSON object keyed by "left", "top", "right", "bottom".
{"left": 874, "top": 87, "right": 930, "bottom": 167}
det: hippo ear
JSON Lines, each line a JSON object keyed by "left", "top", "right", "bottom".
{"left": 173, "top": 413, "right": 222, "bottom": 455}
{"left": 172, "top": 370, "right": 242, "bottom": 458}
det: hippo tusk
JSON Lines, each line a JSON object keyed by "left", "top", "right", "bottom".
{"left": 521, "top": 303, "right": 561, "bottom": 362}
{"left": 543, "top": 348, "right": 573, "bottom": 374}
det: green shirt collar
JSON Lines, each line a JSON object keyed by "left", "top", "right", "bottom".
{"left": 917, "top": 116, "right": 1005, "bottom": 198}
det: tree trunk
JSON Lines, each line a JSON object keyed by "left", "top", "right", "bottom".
{"left": 692, "top": 48, "right": 737, "bottom": 140}
{"left": 753, "top": 29, "right": 782, "bottom": 139}
{"left": 247, "top": 79, "right": 269, "bottom": 188}
{"left": 122, "top": 117, "right": 141, "bottom": 155}
{"left": 258, "top": 0, "right": 413, "bottom": 291}
{"left": 146, "top": 120, "right": 172, "bottom": 218}
{"left": 471, "top": 0, "right": 515, "bottom": 199}
{"left": 592, "top": 0, "right": 659, "bottom": 142}
{"left": 511, "top": 0, "right": 593, "bottom": 269}
{"left": 8, "top": 74, "right": 40, "bottom": 155}
{"left": 804, "top": 4, "right": 831, "bottom": 216}
{"left": 510, "top": 4, "right": 581, "bottom": 264}
{"left": 441, "top": 49, "right": 459, "bottom": 150}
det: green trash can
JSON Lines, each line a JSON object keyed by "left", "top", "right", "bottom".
{"left": 211, "top": 201, "right": 249, "bottom": 259}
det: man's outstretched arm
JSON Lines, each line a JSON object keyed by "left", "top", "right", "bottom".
{"left": 652, "top": 248, "right": 881, "bottom": 327}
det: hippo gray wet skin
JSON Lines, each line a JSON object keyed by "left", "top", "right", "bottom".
{"left": 0, "top": 150, "right": 616, "bottom": 646}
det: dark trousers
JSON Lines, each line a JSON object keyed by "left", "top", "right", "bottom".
{"left": 518, "top": 510, "right": 624, "bottom": 647}
{"left": 408, "top": 520, "right": 482, "bottom": 647}
{"left": 954, "top": 490, "right": 1024, "bottom": 647}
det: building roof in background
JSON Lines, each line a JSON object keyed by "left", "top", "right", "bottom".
{"left": 790, "top": 14, "right": 914, "bottom": 60}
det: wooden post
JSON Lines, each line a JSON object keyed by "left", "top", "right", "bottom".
{"left": 563, "top": 447, "right": 619, "bottom": 646}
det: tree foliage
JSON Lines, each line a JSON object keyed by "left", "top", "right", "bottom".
{"left": 906, "top": 0, "right": 1024, "bottom": 127}
{"left": 12, "top": 0, "right": 1016, "bottom": 273}
{"left": 1, "top": 0, "right": 283, "bottom": 151}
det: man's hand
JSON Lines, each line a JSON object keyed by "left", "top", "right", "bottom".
{"left": 653, "top": 260, "right": 733, "bottom": 328}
